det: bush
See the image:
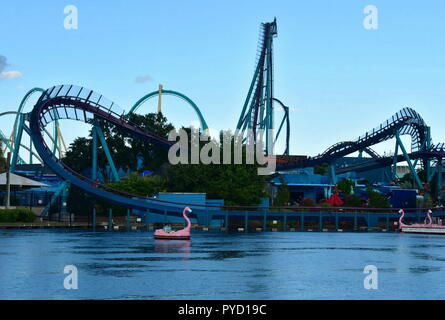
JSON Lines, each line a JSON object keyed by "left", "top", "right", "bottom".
{"left": 274, "top": 177, "right": 290, "bottom": 206}
{"left": 337, "top": 179, "right": 355, "bottom": 195}
{"left": 319, "top": 202, "right": 333, "bottom": 208}
{"left": 344, "top": 194, "right": 362, "bottom": 207}
{"left": 0, "top": 209, "right": 36, "bottom": 223}
{"left": 368, "top": 191, "right": 391, "bottom": 208}
{"left": 301, "top": 198, "right": 314, "bottom": 207}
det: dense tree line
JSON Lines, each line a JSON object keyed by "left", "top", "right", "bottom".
{"left": 65, "top": 113, "right": 268, "bottom": 213}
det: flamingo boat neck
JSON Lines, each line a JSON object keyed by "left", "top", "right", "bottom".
{"left": 154, "top": 207, "right": 192, "bottom": 240}
{"left": 399, "top": 209, "right": 445, "bottom": 234}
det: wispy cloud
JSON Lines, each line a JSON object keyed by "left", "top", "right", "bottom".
{"left": 134, "top": 75, "right": 153, "bottom": 83}
{"left": 0, "top": 55, "right": 23, "bottom": 80}
{"left": 0, "top": 71, "right": 23, "bottom": 80}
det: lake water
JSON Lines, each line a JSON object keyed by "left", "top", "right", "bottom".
{"left": 1, "top": 229, "right": 445, "bottom": 300}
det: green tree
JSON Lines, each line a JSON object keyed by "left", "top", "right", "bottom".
{"left": 161, "top": 129, "right": 267, "bottom": 206}
{"left": 344, "top": 194, "right": 361, "bottom": 207}
{"left": 337, "top": 179, "right": 355, "bottom": 195}
{"left": 0, "top": 151, "right": 5, "bottom": 172}
{"left": 274, "top": 177, "right": 290, "bottom": 206}
{"left": 314, "top": 163, "right": 328, "bottom": 175}
{"left": 108, "top": 172, "right": 166, "bottom": 197}
{"left": 63, "top": 112, "right": 174, "bottom": 181}
{"left": 367, "top": 186, "right": 391, "bottom": 208}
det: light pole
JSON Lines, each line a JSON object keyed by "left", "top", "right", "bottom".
{"left": 5, "top": 151, "right": 11, "bottom": 209}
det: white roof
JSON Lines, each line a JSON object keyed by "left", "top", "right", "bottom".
{"left": 0, "top": 172, "right": 50, "bottom": 187}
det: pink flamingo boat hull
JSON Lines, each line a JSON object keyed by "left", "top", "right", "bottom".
{"left": 154, "top": 207, "right": 192, "bottom": 240}
{"left": 399, "top": 209, "right": 445, "bottom": 234}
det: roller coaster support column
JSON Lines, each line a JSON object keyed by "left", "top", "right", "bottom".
{"left": 91, "top": 126, "right": 98, "bottom": 232}
{"left": 437, "top": 159, "right": 443, "bottom": 203}
{"left": 29, "top": 135, "right": 33, "bottom": 164}
{"left": 93, "top": 119, "right": 120, "bottom": 182}
{"left": 329, "top": 161, "right": 337, "bottom": 185}
{"left": 92, "top": 126, "right": 98, "bottom": 180}
{"left": 61, "top": 184, "right": 69, "bottom": 215}
{"left": 108, "top": 208, "right": 113, "bottom": 231}
{"left": 424, "top": 127, "right": 432, "bottom": 182}
{"left": 53, "top": 119, "right": 59, "bottom": 156}
{"left": 10, "top": 113, "right": 25, "bottom": 173}
{"left": 92, "top": 208, "right": 96, "bottom": 232}
{"left": 127, "top": 208, "right": 131, "bottom": 231}
{"left": 265, "top": 27, "right": 274, "bottom": 155}
{"left": 39, "top": 181, "right": 70, "bottom": 217}
{"left": 395, "top": 130, "right": 423, "bottom": 190}
{"left": 392, "top": 139, "right": 399, "bottom": 180}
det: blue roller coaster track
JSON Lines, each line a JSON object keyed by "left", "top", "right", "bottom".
{"left": 27, "top": 85, "right": 213, "bottom": 220}
{"left": 278, "top": 107, "right": 445, "bottom": 193}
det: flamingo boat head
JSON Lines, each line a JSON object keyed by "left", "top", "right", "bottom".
{"left": 398, "top": 209, "right": 407, "bottom": 229}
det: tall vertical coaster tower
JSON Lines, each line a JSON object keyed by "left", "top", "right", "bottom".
{"left": 236, "top": 18, "right": 290, "bottom": 156}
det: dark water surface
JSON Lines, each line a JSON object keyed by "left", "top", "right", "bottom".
{"left": 1, "top": 229, "right": 445, "bottom": 299}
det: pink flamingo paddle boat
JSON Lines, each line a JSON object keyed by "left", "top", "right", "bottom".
{"left": 154, "top": 207, "right": 191, "bottom": 240}
{"left": 399, "top": 209, "right": 445, "bottom": 234}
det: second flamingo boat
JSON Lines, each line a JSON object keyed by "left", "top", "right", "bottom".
{"left": 399, "top": 209, "right": 445, "bottom": 234}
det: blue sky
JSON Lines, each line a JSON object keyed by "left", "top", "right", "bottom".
{"left": 1, "top": 0, "right": 445, "bottom": 157}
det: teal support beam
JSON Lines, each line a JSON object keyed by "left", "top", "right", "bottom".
{"left": 319, "top": 212, "right": 323, "bottom": 231}
{"left": 244, "top": 212, "right": 248, "bottom": 233}
{"left": 0, "top": 129, "right": 25, "bottom": 164}
{"left": 300, "top": 214, "right": 305, "bottom": 231}
{"left": 127, "top": 208, "right": 131, "bottom": 231}
{"left": 129, "top": 90, "right": 209, "bottom": 132}
{"left": 39, "top": 181, "right": 70, "bottom": 217}
{"left": 424, "top": 127, "right": 431, "bottom": 183}
{"left": 108, "top": 208, "right": 113, "bottom": 231}
{"left": 60, "top": 184, "right": 69, "bottom": 214}
{"left": 92, "top": 207, "right": 96, "bottom": 232}
{"left": 94, "top": 121, "right": 120, "bottom": 182}
{"left": 335, "top": 214, "right": 339, "bottom": 230}
{"left": 265, "top": 33, "right": 273, "bottom": 155}
{"left": 354, "top": 213, "right": 358, "bottom": 231}
{"left": 52, "top": 120, "right": 59, "bottom": 156}
{"left": 329, "top": 162, "right": 337, "bottom": 185}
{"left": 437, "top": 160, "right": 443, "bottom": 203}
{"left": 236, "top": 62, "right": 262, "bottom": 131}
{"left": 12, "top": 88, "right": 44, "bottom": 140}
{"left": 92, "top": 126, "right": 98, "bottom": 180}
{"left": 145, "top": 210, "right": 150, "bottom": 231}
{"left": 10, "top": 113, "right": 25, "bottom": 172}
{"left": 29, "top": 136, "right": 33, "bottom": 164}
{"left": 392, "top": 140, "right": 399, "bottom": 180}
{"left": 395, "top": 131, "right": 423, "bottom": 190}
{"left": 225, "top": 213, "right": 229, "bottom": 231}
{"left": 283, "top": 213, "right": 287, "bottom": 231}
{"left": 428, "top": 165, "right": 438, "bottom": 183}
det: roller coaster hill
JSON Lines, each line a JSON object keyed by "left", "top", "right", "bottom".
{"left": 1, "top": 18, "right": 445, "bottom": 231}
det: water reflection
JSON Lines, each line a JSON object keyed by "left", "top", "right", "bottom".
{"left": 154, "top": 240, "right": 191, "bottom": 254}
{"left": 2, "top": 230, "right": 445, "bottom": 299}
